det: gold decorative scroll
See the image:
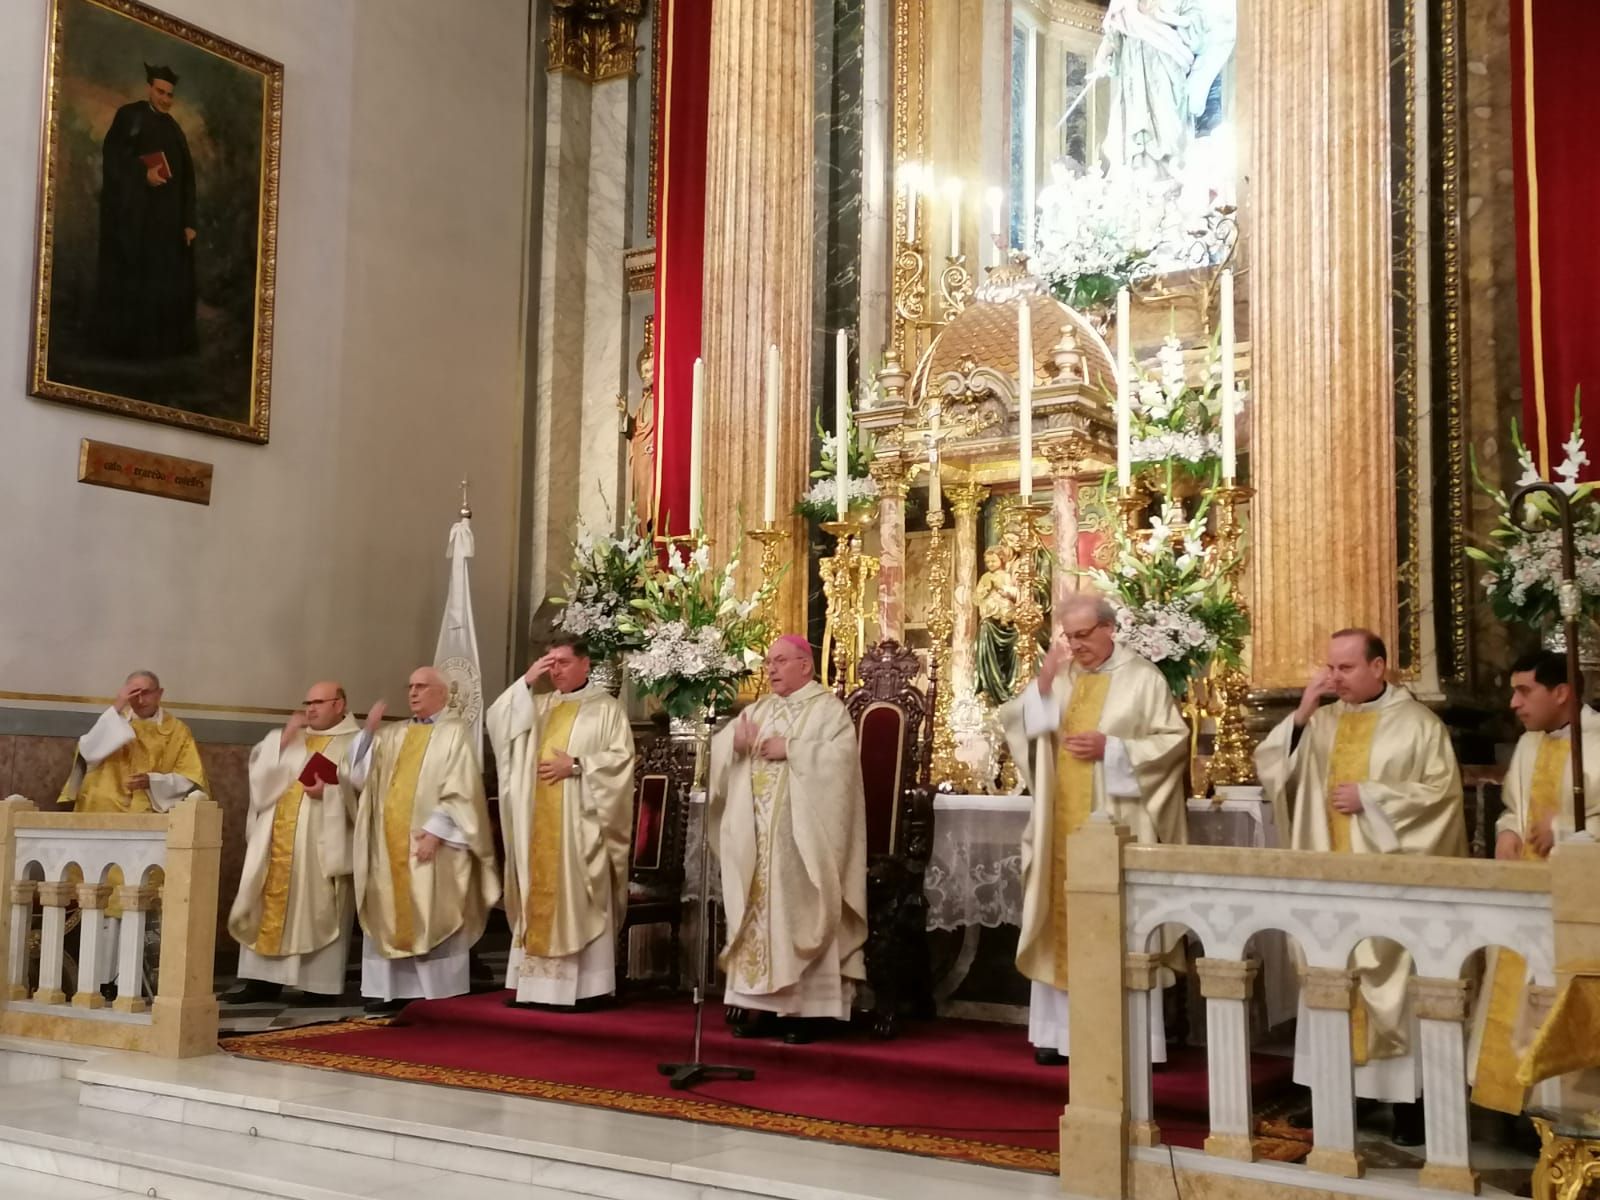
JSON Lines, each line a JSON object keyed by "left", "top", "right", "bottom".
{"left": 77, "top": 439, "right": 213, "bottom": 506}
{"left": 548, "top": 0, "right": 644, "bottom": 83}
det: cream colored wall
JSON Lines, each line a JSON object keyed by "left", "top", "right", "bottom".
{"left": 0, "top": 0, "right": 532, "bottom": 716}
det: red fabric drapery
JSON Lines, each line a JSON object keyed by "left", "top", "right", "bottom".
{"left": 651, "top": 0, "right": 713, "bottom": 538}
{"left": 1512, "top": 0, "right": 1600, "bottom": 477}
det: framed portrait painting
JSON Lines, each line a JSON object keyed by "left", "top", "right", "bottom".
{"left": 30, "top": 0, "right": 283, "bottom": 443}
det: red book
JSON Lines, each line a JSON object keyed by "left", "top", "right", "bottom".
{"left": 298, "top": 752, "right": 338, "bottom": 788}
{"left": 140, "top": 150, "right": 172, "bottom": 181}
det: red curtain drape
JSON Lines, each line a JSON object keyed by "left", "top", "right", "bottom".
{"left": 651, "top": 0, "right": 713, "bottom": 538}
{"left": 1511, "top": 0, "right": 1600, "bottom": 477}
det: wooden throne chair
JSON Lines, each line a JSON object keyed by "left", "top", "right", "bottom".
{"left": 844, "top": 639, "right": 936, "bottom": 1038}
{"left": 616, "top": 726, "right": 692, "bottom": 993}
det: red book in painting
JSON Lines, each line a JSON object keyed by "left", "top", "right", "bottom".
{"left": 140, "top": 150, "right": 172, "bottom": 181}
{"left": 298, "top": 752, "right": 339, "bottom": 788}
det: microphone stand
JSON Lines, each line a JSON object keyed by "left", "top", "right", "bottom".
{"left": 658, "top": 702, "right": 755, "bottom": 1090}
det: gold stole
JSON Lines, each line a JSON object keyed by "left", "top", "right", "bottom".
{"left": 1324, "top": 709, "right": 1381, "bottom": 1062}
{"left": 1051, "top": 673, "right": 1112, "bottom": 990}
{"left": 524, "top": 700, "right": 579, "bottom": 957}
{"left": 71, "top": 718, "right": 181, "bottom": 814}
{"left": 253, "top": 734, "right": 331, "bottom": 957}
{"left": 383, "top": 725, "right": 433, "bottom": 953}
{"left": 1471, "top": 733, "right": 1568, "bottom": 1112}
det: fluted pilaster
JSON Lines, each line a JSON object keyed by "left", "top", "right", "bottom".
{"left": 701, "top": 2, "right": 814, "bottom": 632}
{"left": 1243, "top": 0, "right": 1398, "bottom": 687}
{"left": 949, "top": 481, "right": 987, "bottom": 703}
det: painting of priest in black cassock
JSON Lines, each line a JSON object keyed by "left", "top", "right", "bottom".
{"left": 29, "top": 0, "right": 282, "bottom": 443}
{"left": 95, "top": 63, "right": 198, "bottom": 360}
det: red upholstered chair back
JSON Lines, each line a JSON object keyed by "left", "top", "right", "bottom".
{"left": 844, "top": 640, "right": 927, "bottom": 861}
{"left": 632, "top": 772, "right": 671, "bottom": 870}
{"left": 627, "top": 733, "right": 691, "bottom": 896}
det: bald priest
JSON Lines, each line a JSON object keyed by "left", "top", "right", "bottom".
{"left": 226, "top": 681, "right": 361, "bottom": 1003}
{"left": 60, "top": 670, "right": 207, "bottom": 812}
{"left": 347, "top": 667, "right": 501, "bottom": 1011}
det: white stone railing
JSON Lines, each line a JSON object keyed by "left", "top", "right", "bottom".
{"left": 0, "top": 796, "right": 221, "bottom": 1057}
{"left": 1059, "top": 821, "right": 1600, "bottom": 1200}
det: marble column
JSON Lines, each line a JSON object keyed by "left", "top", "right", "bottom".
{"left": 6, "top": 880, "right": 35, "bottom": 1000}
{"left": 71, "top": 884, "right": 112, "bottom": 1010}
{"left": 1242, "top": 0, "right": 1399, "bottom": 688}
{"left": 1299, "top": 966, "right": 1363, "bottom": 1179}
{"left": 1410, "top": 977, "right": 1477, "bottom": 1194}
{"left": 701, "top": 0, "right": 814, "bottom": 632}
{"left": 1196, "top": 957, "right": 1261, "bottom": 1162}
{"left": 949, "top": 481, "right": 988, "bottom": 704}
{"left": 1045, "top": 440, "right": 1087, "bottom": 633}
{"left": 114, "top": 885, "right": 158, "bottom": 1014}
{"left": 1124, "top": 952, "right": 1163, "bottom": 1148}
{"left": 33, "top": 881, "right": 74, "bottom": 1005}
{"left": 871, "top": 460, "right": 910, "bottom": 642}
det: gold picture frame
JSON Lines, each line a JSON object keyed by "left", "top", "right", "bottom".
{"left": 29, "top": 0, "right": 283, "bottom": 444}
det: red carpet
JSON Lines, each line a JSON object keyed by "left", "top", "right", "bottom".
{"left": 222, "top": 992, "right": 1299, "bottom": 1172}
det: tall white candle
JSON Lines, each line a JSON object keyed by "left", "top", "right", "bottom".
{"left": 835, "top": 329, "right": 850, "bottom": 520}
{"left": 1219, "top": 269, "right": 1237, "bottom": 480}
{"left": 945, "top": 177, "right": 962, "bottom": 259}
{"left": 928, "top": 405, "right": 942, "bottom": 515}
{"left": 688, "top": 356, "right": 706, "bottom": 532}
{"left": 763, "top": 343, "right": 780, "bottom": 524}
{"left": 1116, "top": 287, "right": 1131, "bottom": 490}
{"left": 987, "top": 186, "right": 1004, "bottom": 269}
{"left": 1018, "top": 299, "right": 1033, "bottom": 501}
{"left": 902, "top": 161, "right": 920, "bottom": 243}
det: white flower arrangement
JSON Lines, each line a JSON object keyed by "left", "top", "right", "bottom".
{"left": 1125, "top": 334, "right": 1244, "bottom": 475}
{"left": 551, "top": 523, "right": 655, "bottom": 661}
{"left": 800, "top": 475, "right": 880, "bottom": 513}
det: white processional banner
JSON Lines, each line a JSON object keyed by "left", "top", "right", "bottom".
{"left": 434, "top": 516, "right": 483, "bottom": 763}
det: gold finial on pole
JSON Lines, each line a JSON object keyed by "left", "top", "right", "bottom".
{"left": 459, "top": 478, "right": 472, "bottom": 520}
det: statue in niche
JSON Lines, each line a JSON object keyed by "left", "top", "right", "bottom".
{"left": 974, "top": 546, "right": 1022, "bottom": 708}
{"left": 1096, "top": 0, "right": 1237, "bottom": 178}
{"left": 623, "top": 316, "right": 656, "bottom": 535}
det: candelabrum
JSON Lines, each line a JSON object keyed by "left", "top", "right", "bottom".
{"left": 746, "top": 524, "right": 791, "bottom": 697}
{"left": 1205, "top": 480, "right": 1257, "bottom": 787}
{"left": 924, "top": 508, "right": 967, "bottom": 790}
{"left": 820, "top": 511, "right": 879, "bottom": 695}
{"left": 1116, "top": 486, "right": 1148, "bottom": 542}
{"left": 1005, "top": 501, "right": 1051, "bottom": 691}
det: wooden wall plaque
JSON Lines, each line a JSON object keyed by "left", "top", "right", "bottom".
{"left": 77, "top": 439, "right": 214, "bottom": 505}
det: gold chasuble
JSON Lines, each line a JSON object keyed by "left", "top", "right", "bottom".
{"left": 709, "top": 681, "right": 868, "bottom": 1018}
{"left": 485, "top": 680, "right": 635, "bottom": 1003}
{"left": 228, "top": 717, "right": 359, "bottom": 991}
{"left": 62, "top": 709, "right": 207, "bottom": 814}
{"left": 352, "top": 717, "right": 499, "bottom": 961}
{"left": 1257, "top": 684, "right": 1465, "bottom": 1100}
{"left": 1469, "top": 710, "right": 1600, "bottom": 1112}
{"left": 999, "top": 644, "right": 1188, "bottom": 993}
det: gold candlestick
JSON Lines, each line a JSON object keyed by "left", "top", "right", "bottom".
{"left": 1116, "top": 485, "right": 1148, "bottom": 542}
{"left": 924, "top": 509, "right": 967, "bottom": 790}
{"left": 1206, "top": 480, "right": 1257, "bottom": 787}
{"left": 1006, "top": 501, "right": 1051, "bottom": 690}
{"left": 746, "top": 524, "right": 792, "bottom": 697}
{"left": 820, "top": 510, "right": 879, "bottom": 694}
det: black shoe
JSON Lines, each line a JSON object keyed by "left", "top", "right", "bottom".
{"left": 781, "top": 1019, "right": 815, "bottom": 1045}
{"left": 220, "top": 980, "right": 283, "bottom": 1005}
{"left": 100, "top": 982, "right": 119, "bottom": 1004}
{"left": 1391, "top": 1100, "right": 1426, "bottom": 1147}
{"left": 1034, "top": 1048, "right": 1068, "bottom": 1066}
{"left": 362, "top": 997, "right": 406, "bottom": 1015}
{"left": 293, "top": 991, "right": 343, "bottom": 1006}
{"left": 730, "top": 1011, "right": 780, "bottom": 1039}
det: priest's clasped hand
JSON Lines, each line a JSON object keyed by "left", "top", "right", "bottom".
{"left": 412, "top": 829, "right": 443, "bottom": 863}
{"left": 757, "top": 736, "right": 788, "bottom": 761}
{"left": 123, "top": 772, "right": 150, "bottom": 794}
{"left": 538, "top": 750, "right": 577, "bottom": 782}
{"left": 1062, "top": 731, "right": 1106, "bottom": 761}
{"left": 303, "top": 779, "right": 327, "bottom": 799}
{"left": 1329, "top": 783, "right": 1364, "bottom": 814}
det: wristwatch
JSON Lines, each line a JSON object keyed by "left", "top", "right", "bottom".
{"left": 571, "top": 758, "right": 584, "bottom": 776}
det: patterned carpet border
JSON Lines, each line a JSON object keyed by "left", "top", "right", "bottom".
{"left": 220, "top": 1020, "right": 1060, "bottom": 1173}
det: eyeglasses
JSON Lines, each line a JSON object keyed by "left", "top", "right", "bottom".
{"left": 1061, "top": 623, "right": 1108, "bottom": 642}
{"left": 302, "top": 698, "right": 338, "bottom": 706}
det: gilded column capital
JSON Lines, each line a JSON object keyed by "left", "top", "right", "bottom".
{"left": 548, "top": 0, "right": 645, "bottom": 83}
{"left": 947, "top": 479, "right": 989, "bottom": 517}
{"left": 868, "top": 456, "right": 911, "bottom": 500}
{"left": 1042, "top": 433, "right": 1092, "bottom": 478}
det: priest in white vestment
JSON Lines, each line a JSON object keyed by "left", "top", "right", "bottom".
{"left": 487, "top": 636, "right": 635, "bottom": 1008}
{"left": 709, "top": 635, "right": 867, "bottom": 1043}
{"left": 1256, "top": 628, "right": 1465, "bottom": 1145}
{"left": 999, "top": 594, "right": 1188, "bottom": 1066}
{"left": 225, "top": 682, "right": 360, "bottom": 1003}
{"left": 347, "top": 667, "right": 501, "bottom": 1013}
{"left": 1468, "top": 650, "right": 1600, "bottom": 1114}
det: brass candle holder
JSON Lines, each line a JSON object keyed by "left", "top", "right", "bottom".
{"left": 1116, "top": 485, "right": 1148, "bottom": 541}
{"left": 1006, "top": 500, "right": 1052, "bottom": 691}
{"left": 820, "top": 509, "right": 879, "bottom": 694}
{"left": 1206, "top": 479, "right": 1256, "bottom": 787}
{"left": 924, "top": 507, "right": 967, "bottom": 790}
{"left": 746, "top": 524, "right": 791, "bottom": 696}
